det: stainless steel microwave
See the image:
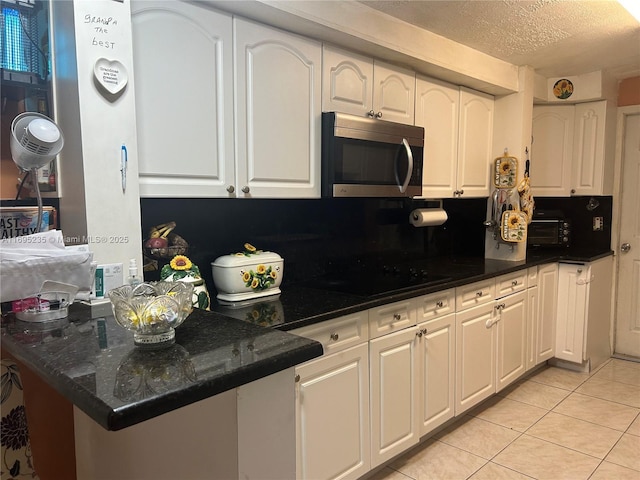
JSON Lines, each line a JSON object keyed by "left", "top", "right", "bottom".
{"left": 321, "top": 112, "right": 424, "bottom": 198}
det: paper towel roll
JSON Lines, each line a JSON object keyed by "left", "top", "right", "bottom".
{"left": 409, "top": 208, "right": 448, "bottom": 227}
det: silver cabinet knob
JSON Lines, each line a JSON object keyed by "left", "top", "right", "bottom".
{"left": 367, "top": 110, "right": 376, "bottom": 118}
{"left": 330, "top": 333, "right": 339, "bottom": 341}
{"left": 512, "top": 280, "right": 518, "bottom": 286}
{"left": 621, "top": 243, "right": 631, "bottom": 253}
{"left": 295, "top": 374, "right": 300, "bottom": 382}
{"left": 476, "top": 291, "right": 483, "bottom": 297}
{"left": 241, "top": 186, "right": 250, "bottom": 194}
{"left": 375, "top": 111, "right": 382, "bottom": 118}
{"left": 416, "top": 330, "right": 423, "bottom": 338}
{"left": 436, "top": 301, "right": 444, "bottom": 308}
{"left": 393, "top": 313, "right": 402, "bottom": 321}
{"left": 459, "top": 189, "right": 464, "bottom": 196}
{"left": 226, "top": 185, "right": 235, "bottom": 193}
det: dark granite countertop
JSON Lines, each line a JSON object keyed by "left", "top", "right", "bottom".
{"left": 1, "top": 248, "right": 612, "bottom": 432}
{"left": 1, "top": 306, "right": 322, "bottom": 431}
{"left": 213, "top": 249, "right": 614, "bottom": 331}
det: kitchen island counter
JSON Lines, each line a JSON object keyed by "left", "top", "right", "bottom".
{"left": 1, "top": 305, "right": 322, "bottom": 432}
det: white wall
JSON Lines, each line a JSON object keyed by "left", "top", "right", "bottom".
{"left": 51, "top": 0, "right": 142, "bottom": 269}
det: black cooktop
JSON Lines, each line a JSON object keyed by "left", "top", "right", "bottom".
{"left": 304, "top": 260, "right": 452, "bottom": 298}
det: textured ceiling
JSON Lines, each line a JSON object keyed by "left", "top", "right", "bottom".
{"left": 359, "top": 0, "right": 640, "bottom": 79}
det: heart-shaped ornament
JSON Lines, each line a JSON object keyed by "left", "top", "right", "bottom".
{"left": 94, "top": 58, "right": 128, "bottom": 95}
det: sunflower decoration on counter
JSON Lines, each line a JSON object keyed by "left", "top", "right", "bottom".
{"left": 161, "top": 255, "right": 211, "bottom": 310}
{"left": 235, "top": 243, "right": 261, "bottom": 257}
{"left": 241, "top": 263, "right": 279, "bottom": 291}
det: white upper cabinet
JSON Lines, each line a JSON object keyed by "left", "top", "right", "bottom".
{"left": 457, "top": 87, "right": 494, "bottom": 198}
{"left": 131, "top": 1, "right": 235, "bottom": 197}
{"left": 416, "top": 78, "right": 493, "bottom": 198}
{"left": 235, "top": 19, "right": 322, "bottom": 198}
{"left": 572, "top": 101, "right": 614, "bottom": 196}
{"left": 415, "top": 77, "right": 459, "bottom": 198}
{"left": 531, "top": 105, "right": 574, "bottom": 196}
{"left": 322, "top": 45, "right": 374, "bottom": 117}
{"left": 532, "top": 101, "right": 613, "bottom": 197}
{"left": 322, "top": 45, "right": 415, "bottom": 124}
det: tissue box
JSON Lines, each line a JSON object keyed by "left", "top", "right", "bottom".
{"left": 211, "top": 250, "right": 283, "bottom": 304}
{"left": 0, "top": 206, "right": 56, "bottom": 239}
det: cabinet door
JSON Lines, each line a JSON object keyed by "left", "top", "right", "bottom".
{"left": 372, "top": 61, "right": 415, "bottom": 124}
{"left": 496, "top": 291, "right": 527, "bottom": 392}
{"left": 418, "top": 313, "right": 455, "bottom": 436}
{"left": 531, "top": 106, "right": 574, "bottom": 196}
{"left": 457, "top": 87, "right": 493, "bottom": 197}
{"left": 234, "top": 19, "right": 322, "bottom": 198}
{"left": 455, "top": 303, "right": 496, "bottom": 415}
{"left": 415, "top": 76, "right": 458, "bottom": 198}
{"left": 295, "top": 343, "right": 370, "bottom": 480}
{"left": 555, "top": 263, "right": 589, "bottom": 363}
{"left": 526, "top": 286, "right": 538, "bottom": 371}
{"left": 322, "top": 45, "right": 373, "bottom": 117}
{"left": 572, "top": 101, "right": 608, "bottom": 196}
{"left": 131, "top": 1, "right": 234, "bottom": 197}
{"left": 536, "top": 263, "right": 558, "bottom": 364}
{"left": 370, "top": 327, "right": 419, "bottom": 468}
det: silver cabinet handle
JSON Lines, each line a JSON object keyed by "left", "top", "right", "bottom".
{"left": 476, "top": 291, "right": 483, "bottom": 297}
{"left": 241, "top": 186, "right": 250, "bottom": 194}
{"left": 393, "top": 313, "right": 402, "bottom": 321}
{"left": 621, "top": 243, "right": 631, "bottom": 253}
{"left": 295, "top": 374, "right": 300, "bottom": 382}
{"left": 367, "top": 110, "right": 376, "bottom": 118}
{"left": 330, "top": 333, "right": 339, "bottom": 341}
{"left": 416, "top": 330, "right": 423, "bottom": 338}
{"left": 512, "top": 280, "right": 518, "bottom": 286}
{"left": 376, "top": 111, "right": 382, "bottom": 118}
{"left": 436, "top": 301, "right": 444, "bottom": 308}
{"left": 226, "top": 185, "right": 235, "bottom": 193}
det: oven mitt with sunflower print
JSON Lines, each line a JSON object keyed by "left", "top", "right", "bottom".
{"left": 494, "top": 150, "right": 518, "bottom": 188}
{"left": 500, "top": 208, "right": 528, "bottom": 243}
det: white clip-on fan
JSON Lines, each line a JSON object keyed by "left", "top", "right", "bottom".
{"left": 10, "top": 112, "right": 64, "bottom": 232}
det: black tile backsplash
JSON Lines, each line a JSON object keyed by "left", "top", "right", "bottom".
{"left": 139, "top": 195, "right": 611, "bottom": 293}
{"left": 140, "top": 197, "right": 486, "bottom": 290}
{"left": 533, "top": 196, "right": 612, "bottom": 251}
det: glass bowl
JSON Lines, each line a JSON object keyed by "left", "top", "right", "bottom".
{"left": 108, "top": 282, "right": 194, "bottom": 348}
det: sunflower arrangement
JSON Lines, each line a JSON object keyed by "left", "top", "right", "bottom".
{"left": 160, "top": 255, "right": 201, "bottom": 281}
{"left": 241, "top": 263, "right": 279, "bottom": 291}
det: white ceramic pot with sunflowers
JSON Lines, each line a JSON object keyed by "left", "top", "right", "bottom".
{"left": 211, "top": 244, "right": 283, "bottom": 304}
{"left": 161, "top": 255, "right": 211, "bottom": 310}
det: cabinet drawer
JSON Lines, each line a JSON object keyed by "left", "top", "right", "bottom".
{"left": 495, "top": 270, "right": 527, "bottom": 298}
{"left": 417, "top": 288, "right": 455, "bottom": 324}
{"left": 455, "top": 278, "right": 495, "bottom": 311}
{"left": 292, "top": 312, "right": 369, "bottom": 355}
{"left": 528, "top": 267, "right": 538, "bottom": 288}
{"left": 368, "top": 298, "right": 417, "bottom": 339}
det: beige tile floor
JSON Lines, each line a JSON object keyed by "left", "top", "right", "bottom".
{"left": 369, "top": 358, "right": 640, "bottom": 480}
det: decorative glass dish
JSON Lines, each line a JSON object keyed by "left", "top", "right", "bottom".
{"left": 108, "top": 282, "right": 194, "bottom": 348}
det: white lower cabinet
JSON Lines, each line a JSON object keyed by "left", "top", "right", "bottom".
{"left": 295, "top": 342, "right": 370, "bottom": 480}
{"left": 418, "top": 313, "right": 455, "bottom": 436}
{"left": 455, "top": 272, "right": 528, "bottom": 415}
{"left": 369, "top": 327, "right": 420, "bottom": 468}
{"left": 536, "top": 263, "right": 558, "bottom": 364}
{"left": 555, "top": 257, "right": 613, "bottom": 370}
{"left": 455, "top": 301, "right": 496, "bottom": 415}
{"left": 495, "top": 290, "right": 527, "bottom": 391}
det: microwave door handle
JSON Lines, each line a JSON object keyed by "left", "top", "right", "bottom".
{"left": 395, "top": 138, "right": 413, "bottom": 193}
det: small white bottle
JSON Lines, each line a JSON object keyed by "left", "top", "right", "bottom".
{"left": 127, "top": 258, "right": 142, "bottom": 286}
